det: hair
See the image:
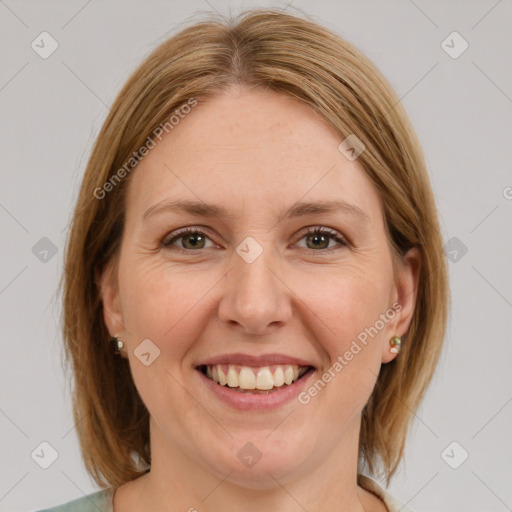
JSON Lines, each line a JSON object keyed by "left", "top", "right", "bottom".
{"left": 60, "top": 7, "right": 449, "bottom": 490}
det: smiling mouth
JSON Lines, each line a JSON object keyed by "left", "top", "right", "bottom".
{"left": 197, "top": 364, "right": 315, "bottom": 394}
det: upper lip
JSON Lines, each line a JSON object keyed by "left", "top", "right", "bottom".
{"left": 196, "top": 353, "right": 315, "bottom": 368}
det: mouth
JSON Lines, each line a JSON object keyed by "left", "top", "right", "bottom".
{"left": 196, "top": 363, "right": 315, "bottom": 394}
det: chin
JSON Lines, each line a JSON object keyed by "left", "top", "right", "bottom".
{"left": 206, "top": 437, "right": 311, "bottom": 489}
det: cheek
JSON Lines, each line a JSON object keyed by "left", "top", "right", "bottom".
{"left": 297, "top": 260, "right": 392, "bottom": 347}
{"left": 295, "top": 259, "right": 393, "bottom": 411}
{"left": 119, "top": 256, "right": 220, "bottom": 359}
{"left": 118, "top": 259, "right": 210, "bottom": 415}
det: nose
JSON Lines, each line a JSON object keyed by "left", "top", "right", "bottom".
{"left": 217, "top": 243, "right": 293, "bottom": 336}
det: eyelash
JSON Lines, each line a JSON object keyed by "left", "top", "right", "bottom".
{"left": 161, "top": 226, "right": 348, "bottom": 253}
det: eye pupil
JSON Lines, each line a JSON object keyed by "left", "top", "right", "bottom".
{"left": 183, "top": 232, "right": 204, "bottom": 249}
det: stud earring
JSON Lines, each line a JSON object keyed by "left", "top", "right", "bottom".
{"left": 110, "top": 335, "right": 124, "bottom": 357}
{"left": 389, "top": 335, "right": 402, "bottom": 354}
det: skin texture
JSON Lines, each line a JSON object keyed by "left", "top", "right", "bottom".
{"left": 100, "top": 84, "right": 420, "bottom": 512}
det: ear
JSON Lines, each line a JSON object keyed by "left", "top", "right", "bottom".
{"left": 381, "top": 246, "right": 421, "bottom": 364}
{"left": 96, "top": 259, "right": 126, "bottom": 346}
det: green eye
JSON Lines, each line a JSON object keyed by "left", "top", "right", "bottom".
{"left": 298, "top": 227, "right": 348, "bottom": 250}
{"left": 162, "top": 228, "right": 210, "bottom": 250}
{"left": 162, "top": 226, "right": 348, "bottom": 252}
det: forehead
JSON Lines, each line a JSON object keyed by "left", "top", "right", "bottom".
{"left": 125, "top": 87, "right": 383, "bottom": 226}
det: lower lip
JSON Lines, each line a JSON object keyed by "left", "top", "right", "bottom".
{"left": 196, "top": 367, "right": 316, "bottom": 411}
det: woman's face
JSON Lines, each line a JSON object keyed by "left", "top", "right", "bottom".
{"left": 100, "top": 85, "right": 419, "bottom": 487}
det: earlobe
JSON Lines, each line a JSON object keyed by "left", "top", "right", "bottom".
{"left": 96, "top": 260, "right": 125, "bottom": 338}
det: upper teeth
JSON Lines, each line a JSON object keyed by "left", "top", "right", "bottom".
{"left": 205, "top": 364, "right": 309, "bottom": 390}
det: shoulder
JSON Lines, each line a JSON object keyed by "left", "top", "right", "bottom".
{"left": 358, "top": 474, "right": 417, "bottom": 512}
{"left": 36, "top": 488, "right": 114, "bottom": 512}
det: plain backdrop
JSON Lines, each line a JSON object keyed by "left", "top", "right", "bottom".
{"left": 0, "top": 1, "right": 511, "bottom": 511}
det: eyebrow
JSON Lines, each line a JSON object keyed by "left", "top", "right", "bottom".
{"left": 142, "top": 198, "right": 371, "bottom": 224}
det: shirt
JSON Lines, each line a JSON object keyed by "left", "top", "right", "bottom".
{"left": 36, "top": 474, "right": 415, "bottom": 511}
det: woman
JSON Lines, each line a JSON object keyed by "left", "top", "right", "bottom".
{"left": 39, "top": 8, "right": 449, "bottom": 512}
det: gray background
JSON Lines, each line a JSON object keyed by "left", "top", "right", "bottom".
{"left": 1, "top": 0, "right": 511, "bottom": 511}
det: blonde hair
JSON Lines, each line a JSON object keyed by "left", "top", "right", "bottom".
{"left": 60, "top": 8, "right": 449, "bottom": 489}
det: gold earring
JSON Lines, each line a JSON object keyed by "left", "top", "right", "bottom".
{"left": 389, "top": 336, "right": 402, "bottom": 354}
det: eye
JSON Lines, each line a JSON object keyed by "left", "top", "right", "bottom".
{"left": 161, "top": 226, "right": 348, "bottom": 252}
{"left": 295, "top": 226, "right": 348, "bottom": 251}
{"left": 162, "top": 227, "right": 215, "bottom": 250}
